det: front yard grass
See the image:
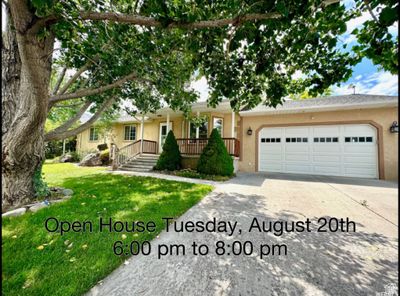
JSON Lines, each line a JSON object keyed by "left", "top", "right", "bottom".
{"left": 2, "top": 163, "right": 213, "bottom": 296}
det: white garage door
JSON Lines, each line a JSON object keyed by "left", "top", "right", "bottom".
{"left": 258, "top": 124, "right": 378, "bottom": 178}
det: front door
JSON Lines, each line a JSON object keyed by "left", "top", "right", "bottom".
{"left": 159, "top": 122, "right": 172, "bottom": 152}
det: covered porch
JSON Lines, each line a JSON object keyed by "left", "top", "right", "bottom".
{"left": 111, "top": 101, "right": 241, "bottom": 168}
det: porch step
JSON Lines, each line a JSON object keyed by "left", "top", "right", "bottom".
{"left": 119, "top": 154, "right": 159, "bottom": 172}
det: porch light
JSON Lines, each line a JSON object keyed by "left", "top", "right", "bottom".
{"left": 390, "top": 121, "right": 398, "bottom": 133}
{"left": 247, "top": 127, "right": 253, "bottom": 136}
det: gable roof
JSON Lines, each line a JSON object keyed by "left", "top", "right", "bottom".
{"left": 239, "top": 94, "right": 398, "bottom": 117}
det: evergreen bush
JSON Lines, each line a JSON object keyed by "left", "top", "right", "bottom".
{"left": 154, "top": 130, "right": 181, "bottom": 171}
{"left": 197, "top": 128, "right": 234, "bottom": 176}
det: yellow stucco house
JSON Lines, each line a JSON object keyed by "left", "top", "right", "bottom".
{"left": 76, "top": 94, "right": 398, "bottom": 180}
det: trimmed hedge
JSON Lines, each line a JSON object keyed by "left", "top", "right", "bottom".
{"left": 154, "top": 130, "right": 181, "bottom": 171}
{"left": 197, "top": 128, "right": 234, "bottom": 176}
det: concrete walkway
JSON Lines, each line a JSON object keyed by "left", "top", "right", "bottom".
{"left": 87, "top": 173, "right": 398, "bottom": 296}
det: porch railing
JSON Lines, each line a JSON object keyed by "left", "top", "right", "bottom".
{"left": 176, "top": 138, "right": 240, "bottom": 157}
{"left": 111, "top": 139, "right": 157, "bottom": 169}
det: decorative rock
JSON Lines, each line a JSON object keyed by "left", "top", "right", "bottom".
{"left": 79, "top": 153, "right": 102, "bottom": 166}
{"left": 60, "top": 153, "right": 73, "bottom": 163}
{"left": 62, "top": 189, "right": 73, "bottom": 196}
{"left": 2, "top": 208, "right": 26, "bottom": 217}
{"left": 29, "top": 203, "right": 48, "bottom": 213}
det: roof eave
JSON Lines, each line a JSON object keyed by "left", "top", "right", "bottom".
{"left": 238, "top": 102, "right": 398, "bottom": 117}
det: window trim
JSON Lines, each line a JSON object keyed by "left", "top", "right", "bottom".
{"left": 89, "top": 127, "right": 99, "bottom": 142}
{"left": 124, "top": 125, "right": 137, "bottom": 141}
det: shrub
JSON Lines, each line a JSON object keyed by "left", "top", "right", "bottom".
{"left": 197, "top": 128, "right": 234, "bottom": 176}
{"left": 154, "top": 130, "right": 181, "bottom": 171}
{"left": 97, "top": 143, "right": 108, "bottom": 151}
{"left": 99, "top": 149, "right": 110, "bottom": 165}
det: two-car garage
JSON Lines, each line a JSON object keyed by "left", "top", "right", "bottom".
{"left": 258, "top": 124, "right": 379, "bottom": 179}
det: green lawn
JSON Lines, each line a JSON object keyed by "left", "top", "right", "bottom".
{"left": 2, "top": 163, "right": 212, "bottom": 296}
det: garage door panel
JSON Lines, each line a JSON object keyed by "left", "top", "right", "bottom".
{"left": 259, "top": 124, "right": 378, "bottom": 179}
{"left": 260, "top": 154, "right": 282, "bottom": 161}
{"left": 313, "top": 145, "right": 341, "bottom": 153}
{"left": 285, "top": 164, "right": 313, "bottom": 173}
{"left": 260, "top": 163, "right": 282, "bottom": 172}
{"left": 285, "top": 127, "right": 309, "bottom": 135}
{"left": 344, "top": 145, "right": 376, "bottom": 153}
{"left": 285, "top": 154, "right": 310, "bottom": 161}
{"left": 285, "top": 146, "right": 309, "bottom": 153}
{"left": 313, "top": 126, "right": 340, "bottom": 135}
{"left": 344, "top": 167, "right": 377, "bottom": 177}
{"left": 313, "top": 165, "right": 341, "bottom": 174}
{"left": 313, "top": 155, "right": 341, "bottom": 162}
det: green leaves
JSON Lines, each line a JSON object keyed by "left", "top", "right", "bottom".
{"left": 348, "top": 0, "right": 398, "bottom": 74}
{"left": 379, "top": 6, "right": 397, "bottom": 26}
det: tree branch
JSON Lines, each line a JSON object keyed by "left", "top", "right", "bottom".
{"left": 363, "top": 0, "right": 379, "bottom": 23}
{"left": 51, "top": 67, "right": 67, "bottom": 95}
{"left": 49, "top": 72, "right": 151, "bottom": 103}
{"left": 45, "top": 98, "right": 115, "bottom": 141}
{"left": 78, "top": 12, "right": 282, "bottom": 28}
{"left": 46, "top": 101, "right": 92, "bottom": 136}
{"left": 56, "top": 60, "right": 93, "bottom": 95}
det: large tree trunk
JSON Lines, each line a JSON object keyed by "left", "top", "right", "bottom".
{"left": 2, "top": 0, "right": 54, "bottom": 209}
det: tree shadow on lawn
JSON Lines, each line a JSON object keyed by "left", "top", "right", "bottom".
{"left": 2, "top": 173, "right": 212, "bottom": 296}
{"left": 90, "top": 191, "right": 398, "bottom": 296}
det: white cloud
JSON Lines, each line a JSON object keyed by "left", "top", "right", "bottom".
{"left": 333, "top": 71, "right": 398, "bottom": 96}
{"left": 190, "top": 76, "right": 209, "bottom": 102}
{"left": 355, "top": 74, "right": 362, "bottom": 80}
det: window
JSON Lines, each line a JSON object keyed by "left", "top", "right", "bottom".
{"left": 189, "top": 121, "right": 208, "bottom": 139}
{"left": 286, "top": 137, "right": 308, "bottom": 143}
{"left": 89, "top": 127, "right": 99, "bottom": 141}
{"left": 314, "top": 137, "right": 339, "bottom": 143}
{"left": 124, "top": 125, "right": 136, "bottom": 141}
{"left": 213, "top": 117, "right": 223, "bottom": 135}
{"left": 261, "top": 137, "right": 281, "bottom": 143}
{"left": 345, "top": 136, "right": 373, "bottom": 143}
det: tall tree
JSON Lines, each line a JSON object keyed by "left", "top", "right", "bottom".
{"left": 1, "top": 0, "right": 395, "bottom": 207}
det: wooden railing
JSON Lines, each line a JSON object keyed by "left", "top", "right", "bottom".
{"left": 142, "top": 140, "right": 158, "bottom": 154}
{"left": 176, "top": 138, "right": 240, "bottom": 157}
{"left": 111, "top": 139, "right": 157, "bottom": 169}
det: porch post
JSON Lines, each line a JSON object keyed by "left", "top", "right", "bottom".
{"left": 62, "top": 138, "right": 66, "bottom": 155}
{"left": 167, "top": 113, "right": 170, "bottom": 133}
{"left": 231, "top": 111, "right": 236, "bottom": 137}
{"left": 140, "top": 114, "right": 144, "bottom": 154}
{"left": 231, "top": 110, "right": 235, "bottom": 155}
{"left": 196, "top": 111, "right": 200, "bottom": 138}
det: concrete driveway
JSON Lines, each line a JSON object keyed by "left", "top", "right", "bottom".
{"left": 87, "top": 173, "right": 398, "bottom": 296}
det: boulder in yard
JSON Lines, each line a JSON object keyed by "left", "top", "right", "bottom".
{"left": 29, "top": 202, "right": 48, "bottom": 213}
{"left": 2, "top": 208, "right": 26, "bottom": 217}
{"left": 79, "top": 153, "right": 102, "bottom": 166}
{"left": 62, "top": 189, "right": 73, "bottom": 196}
{"left": 59, "top": 153, "right": 73, "bottom": 163}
